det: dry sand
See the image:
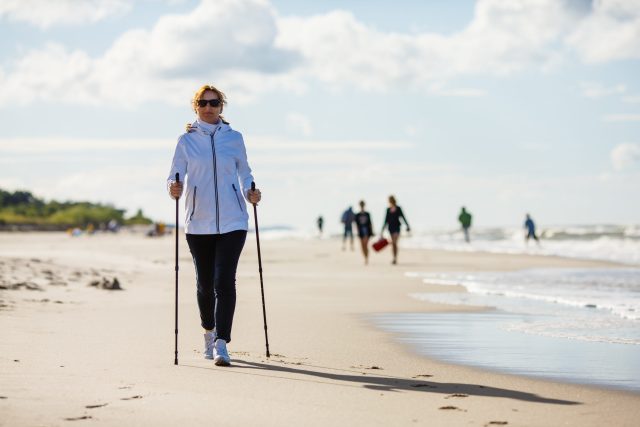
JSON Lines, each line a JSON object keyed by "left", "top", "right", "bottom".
{"left": 0, "top": 231, "right": 638, "bottom": 426}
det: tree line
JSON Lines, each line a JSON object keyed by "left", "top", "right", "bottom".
{"left": 0, "top": 188, "right": 152, "bottom": 229}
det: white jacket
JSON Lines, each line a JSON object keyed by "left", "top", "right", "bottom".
{"left": 167, "top": 119, "right": 254, "bottom": 234}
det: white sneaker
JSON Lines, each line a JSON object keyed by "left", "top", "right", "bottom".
{"left": 213, "top": 339, "right": 231, "bottom": 366}
{"left": 203, "top": 331, "right": 216, "bottom": 359}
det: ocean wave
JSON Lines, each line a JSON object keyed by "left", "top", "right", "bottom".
{"left": 402, "top": 225, "right": 640, "bottom": 265}
{"left": 410, "top": 269, "right": 640, "bottom": 319}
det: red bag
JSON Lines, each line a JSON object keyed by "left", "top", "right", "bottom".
{"left": 372, "top": 237, "right": 389, "bottom": 252}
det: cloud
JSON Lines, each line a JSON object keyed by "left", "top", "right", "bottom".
{"left": 0, "top": 137, "right": 175, "bottom": 154}
{"left": 0, "top": 43, "right": 103, "bottom": 106}
{"left": 274, "top": 0, "right": 587, "bottom": 91}
{"left": 580, "top": 81, "right": 627, "bottom": 98}
{"left": 0, "top": 135, "right": 413, "bottom": 156}
{"left": 603, "top": 114, "right": 640, "bottom": 122}
{"left": 284, "top": 113, "right": 312, "bottom": 136}
{"left": 0, "top": 0, "right": 301, "bottom": 107}
{"left": 566, "top": 0, "right": 640, "bottom": 63}
{"left": 611, "top": 143, "right": 640, "bottom": 170}
{"left": 0, "top": 0, "right": 131, "bottom": 28}
{"left": 428, "top": 82, "right": 486, "bottom": 97}
{"left": 1, "top": 0, "right": 640, "bottom": 107}
{"left": 245, "top": 135, "right": 414, "bottom": 151}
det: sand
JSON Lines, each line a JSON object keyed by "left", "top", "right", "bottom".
{"left": 0, "top": 231, "right": 638, "bottom": 426}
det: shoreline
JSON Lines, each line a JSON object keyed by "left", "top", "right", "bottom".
{"left": 371, "top": 309, "right": 640, "bottom": 394}
{"left": 387, "top": 246, "right": 640, "bottom": 392}
{"left": 1, "top": 232, "right": 638, "bottom": 426}
{"left": 367, "top": 309, "right": 639, "bottom": 395}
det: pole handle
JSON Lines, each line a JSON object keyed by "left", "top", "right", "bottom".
{"left": 251, "top": 181, "right": 257, "bottom": 206}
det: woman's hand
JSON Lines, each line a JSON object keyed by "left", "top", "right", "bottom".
{"left": 169, "top": 181, "right": 183, "bottom": 200}
{"left": 248, "top": 188, "right": 261, "bottom": 204}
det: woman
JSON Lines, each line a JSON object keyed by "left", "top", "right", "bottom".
{"left": 381, "top": 195, "right": 410, "bottom": 265}
{"left": 167, "top": 84, "right": 261, "bottom": 366}
{"left": 355, "top": 200, "right": 374, "bottom": 265}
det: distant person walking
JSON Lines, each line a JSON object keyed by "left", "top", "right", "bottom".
{"left": 167, "top": 84, "right": 261, "bottom": 367}
{"left": 381, "top": 195, "right": 410, "bottom": 265}
{"left": 317, "top": 215, "right": 324, "bottom": 237}
{"left": 341, "top": 206, "right": 355, "bottom": 251}
{"left": 355, "top": 200, "right": 374, "bottom": 264}
{"left": 458, "top": 206, "right": 472, "bottom": 243}
{"left": 524, "top": 213, "right": 540, "bottom": 244}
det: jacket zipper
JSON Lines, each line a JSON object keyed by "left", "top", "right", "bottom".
{"left": 210, "top": 128, "right": 220, "bottom": 233}
{"left": 232, "top": 184, "right": 244, "bottom": 212}
{"left": 189, "top": 186, "right": 198, "bottom": 220}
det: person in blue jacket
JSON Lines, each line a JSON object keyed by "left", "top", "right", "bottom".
{"left": 341, "top": 206, "right": 355, "bottom": 251}
{"left": 168, "top": 84, "right": 261, "bottom": 366}
{"left": 524, "top": 213, "right": 540, "bottom": 244}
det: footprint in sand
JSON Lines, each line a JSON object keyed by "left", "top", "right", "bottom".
{"left": 64, "top": 415, "right": 92, "bottom": 421}
{"left": 351, "top": 365, "right": 383, "bottom": 370}
{"left": 439, "top": 406, "right": 466, "bottom": 412}
{"left": 485, "top": 422, "right": 508, "bottom": 426}
{"left": 412, "top": 374, "right": 433, "bottom": 378}
{"left": 445, "top": 393, "right": 469, "bottom": 399}
{"left": 85, "top": 403, "right": 108, "bottom": 409}
{"left": 120, "top": 395, "right": 143, "bottom": 400}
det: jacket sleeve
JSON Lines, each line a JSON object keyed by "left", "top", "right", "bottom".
{"left": 167, "top": 136, "right": 187, "bottom": 196}
{"left": 399, "top": 207, "right": 410, "bottom": 228}
{"left": 236, "top": 133, "right": 255, "bottom": 202}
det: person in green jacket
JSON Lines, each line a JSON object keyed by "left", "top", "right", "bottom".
{"left": 458, "top": 206, "right": 472, "bottom": 243}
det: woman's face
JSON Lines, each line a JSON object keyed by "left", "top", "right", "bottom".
{"left": 195, "top": 90, "right": 222, "bottom": 124}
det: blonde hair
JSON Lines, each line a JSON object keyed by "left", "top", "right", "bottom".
{"left": 192, "top": 84, "right": 229, "bottom": 123}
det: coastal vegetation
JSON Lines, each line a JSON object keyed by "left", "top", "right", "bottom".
{"left": 0, "top": 188, "right": 152, "bottom": 230}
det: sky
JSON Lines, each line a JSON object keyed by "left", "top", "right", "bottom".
{"left": 0, "top": 0, "right": 639, "bottom": 233}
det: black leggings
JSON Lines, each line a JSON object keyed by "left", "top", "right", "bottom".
{"left": 186, "top": 231, "right": 247, "bottom": 343}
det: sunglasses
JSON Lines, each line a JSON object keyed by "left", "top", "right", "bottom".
{"left": 197, "top": 99, "right": 221, "bottom": 108}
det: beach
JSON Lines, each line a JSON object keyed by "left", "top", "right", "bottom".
{"left": 1, "top": 231, "right": 638, "bottom": 426}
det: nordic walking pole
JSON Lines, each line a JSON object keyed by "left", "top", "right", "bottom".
{"left": 251, "top": 182, "right": 270, "bottom": 358}
{"left": 174, "top": 172, "right": 180, "bottom": 365}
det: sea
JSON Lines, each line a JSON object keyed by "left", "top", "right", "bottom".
{"left": 371, "top": 224, "right": 640, "bottom": 392}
